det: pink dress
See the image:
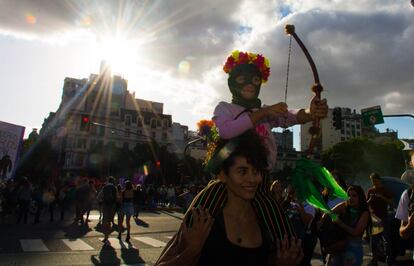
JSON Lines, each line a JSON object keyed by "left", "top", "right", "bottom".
{"left": 212, "top": 101, "right": 299, "bottom": 169}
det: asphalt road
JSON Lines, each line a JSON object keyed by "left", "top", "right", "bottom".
{"left": 0, "top": 207, "right": 412, "bottom": 265}
{"left": 0, "top": 208, "right": 182, "bottom": 265}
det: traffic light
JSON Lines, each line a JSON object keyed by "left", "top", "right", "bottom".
{"left": 332, "top": 107, "right": 342, "bottom": 130}
{"left": 156, "top": 160, "right": 161, "bottom": 168}
{"left": 80, "top": 115, "right": 90, "bottom": 131}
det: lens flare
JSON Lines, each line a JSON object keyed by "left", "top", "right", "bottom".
{"left": 143, "top": 165, "right": 149, "bottom": 176}
{"left": 80, "top": 15, "right": 93, "bottom": 27}
{"left": 178, "top": 60, "right": 191, "bottom": 74}
{"left": 25, "top": 14, "right": 37, "bottom": 25}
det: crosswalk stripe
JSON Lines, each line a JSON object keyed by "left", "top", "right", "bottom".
{"left": 310, "top": 259, "right": 323, "bottom": 266}
{"left": 20, "top": 239, "right": 49, "bottom": 252}
{"left": 99, "top": 238, "right": 136, "bottom": 249}
{"left": 83, "top": 214, "right": 118, "bottom": 220}
{"left": 134, "top": 237, "right": 166, "bottom": 247}
{"left": 62, "top": 239, "right": 94, "bottom": 251}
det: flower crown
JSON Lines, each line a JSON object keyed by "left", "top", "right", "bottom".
{"left": 223, "top": 50, "right": 270, "bottom": 83}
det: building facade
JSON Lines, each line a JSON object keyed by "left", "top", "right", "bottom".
{"left": 272, "top": 129, "right": 294, "bottom": 152}
{"left": 300, "top": 107, "right": 362, "bottom": 152}
{"left": 40, "top": 65, "right": 179, "bottom": 173}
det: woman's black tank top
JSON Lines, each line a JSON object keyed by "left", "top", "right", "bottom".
{"left": 197, "top": 211, "right": 270, "bottom": 266}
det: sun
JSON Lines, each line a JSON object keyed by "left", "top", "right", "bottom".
{"left": 96, "top": 35, "right": 141, "bottom": 75}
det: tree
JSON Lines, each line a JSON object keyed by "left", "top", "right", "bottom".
{"left": 322, "top": 137, "right": 405, "bottom": 181}
{"left": 15, "top": 138, "right": 59, "bottom": 184}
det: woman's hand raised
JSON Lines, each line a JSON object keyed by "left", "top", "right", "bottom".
{"left": 181, "top": 207, "right": 214, "bottom": 255}
{"left": 274, "top": 235, "right": 303, "bottom": 266}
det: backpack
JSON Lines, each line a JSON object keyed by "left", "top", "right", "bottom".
{"left": 103, "top": 185, "right": 116, "bottom": 204}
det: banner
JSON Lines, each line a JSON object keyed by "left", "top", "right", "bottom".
{"left": 0, "top": 121, "right": 25, "bottom": 179}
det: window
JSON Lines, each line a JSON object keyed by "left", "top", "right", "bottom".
{"left": 99, "top": 127, "right": 105, "bottom": 136}
{"left": 151, "top": 131, "right": 156, "bottom": 139}
{"left": 77, "top": 138, "right": 82, "bottom": 148}
{"left": 151, "top": 119, "right": 156, "bottom": 129}
{"left": 125, "top": 115, "right": 131, "bottom": 126}
{"left": 157, "top": 120, "right": 161, "bottom": 127}
{"left": 125, "top": 128, "right": 130, "bottom": 137}
{"left": 136, "top": 130, "right": 142, "bottom": 138}
{"left": 162, "top": 132, "right": 167, "bottom": 140}
{"left": 66, "top": 137, "right": 73, "bottom": 149}
{"left": 64, "top": 153, "right": 72, "bottom": 168}
{"left": 90, "top": 139, "right": 96, "bottom": 148}
{"left": 75, "top": 154, "right": 84, "bottom": 167}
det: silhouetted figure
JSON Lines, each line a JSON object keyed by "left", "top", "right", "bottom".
{"left": 0, "top": 155, "right": 12, "bottom": 179}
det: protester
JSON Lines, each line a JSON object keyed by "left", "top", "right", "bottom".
{"left": 44, "top": 183, "right": 57, "bottom": 222}
{"left": 57, "top": 184, "right": 69, "bottom": 221}
{"left": 97, "top": 186, "right": 104, "bottom": 223}
{"left": 366, "top": 172, "right": 393, "bottom": 265}
{"left": 118, "top": 180, "right": 134, "bottom": 242}
{"left": 1, "top": 179, "right": 14, "bottom": 224}
{"left": 85, "top": 180, "right": 97, "bottom": 223}
{"left": 133, "top": 185, "right": 145, "bottom": 218}
{"left": 323, "top": 185, "right": 371, "bottom": 266}
{"left": 270, "top": 179, "right": 284, "bottom": 204}
{"left": 177, "top": 185, "right": 197, "bottom": 211}
{"left": 75, "top": 179, "right": 90, "bottom": 224}
{"left": 101, "top": 177, "right": 118, "bottom": 245}
{"left": 282, "top": 185, "right": 316, "bottom": 266}
{"left": 32, "top": 184, "right": 43, "bottom": 224}
{"left": 156, "top": 130, "right": 303, "bottom": 265}
{"left": 396, "top": 151, "right": 414, "bottom": 241}
{"left": 166, "top": 184, "right": 176, "bottom": 207}
{"left": 16, "top": 178, "right": 32, "bottom": 224}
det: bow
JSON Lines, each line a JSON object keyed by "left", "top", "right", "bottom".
{"left": 285, "top": 24, "right": 323, "bottom": 156}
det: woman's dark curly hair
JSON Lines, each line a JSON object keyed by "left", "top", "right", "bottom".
{"left": 347, "top": 185, "right": 372, "bottom": 234}
{"left": 211, "top": 129, "right": 268, "bottom": 176}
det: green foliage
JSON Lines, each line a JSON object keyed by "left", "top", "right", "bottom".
{"left": 15, "top": 138, "right": 59, "bottom": 184}
{"left": 322, "top": 137, "right": 405, "bottom": 179}
{"left": 86, "top": 141, "right": 204, "bottom": 185}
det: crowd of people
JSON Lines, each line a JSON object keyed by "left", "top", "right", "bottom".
{"left": 1, "top": 156, "right": 413, "bottom": 265}
{"left": 0, "top": 175, "right": 207, "bottom": 228}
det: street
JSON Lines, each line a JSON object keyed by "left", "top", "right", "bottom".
{"left": 0, "top": 209, "right": 182, "bottom": 266}
{"left": 0, "top": 207, "right": 411, "bottom": 266}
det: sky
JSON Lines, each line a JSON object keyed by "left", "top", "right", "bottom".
{"left": 0, "top": 0, "right": 413, "bottom": 150}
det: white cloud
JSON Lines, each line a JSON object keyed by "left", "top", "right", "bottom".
{"left": 0, "top": 0, "right": 413, "bottom": 132}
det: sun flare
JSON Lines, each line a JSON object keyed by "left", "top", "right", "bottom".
{"left": 96, "top": 35, "right": 141, "bottom": 75}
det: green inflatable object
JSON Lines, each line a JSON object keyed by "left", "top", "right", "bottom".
{"left": 291, "top": 158, "right": 348, "bottom": 220}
